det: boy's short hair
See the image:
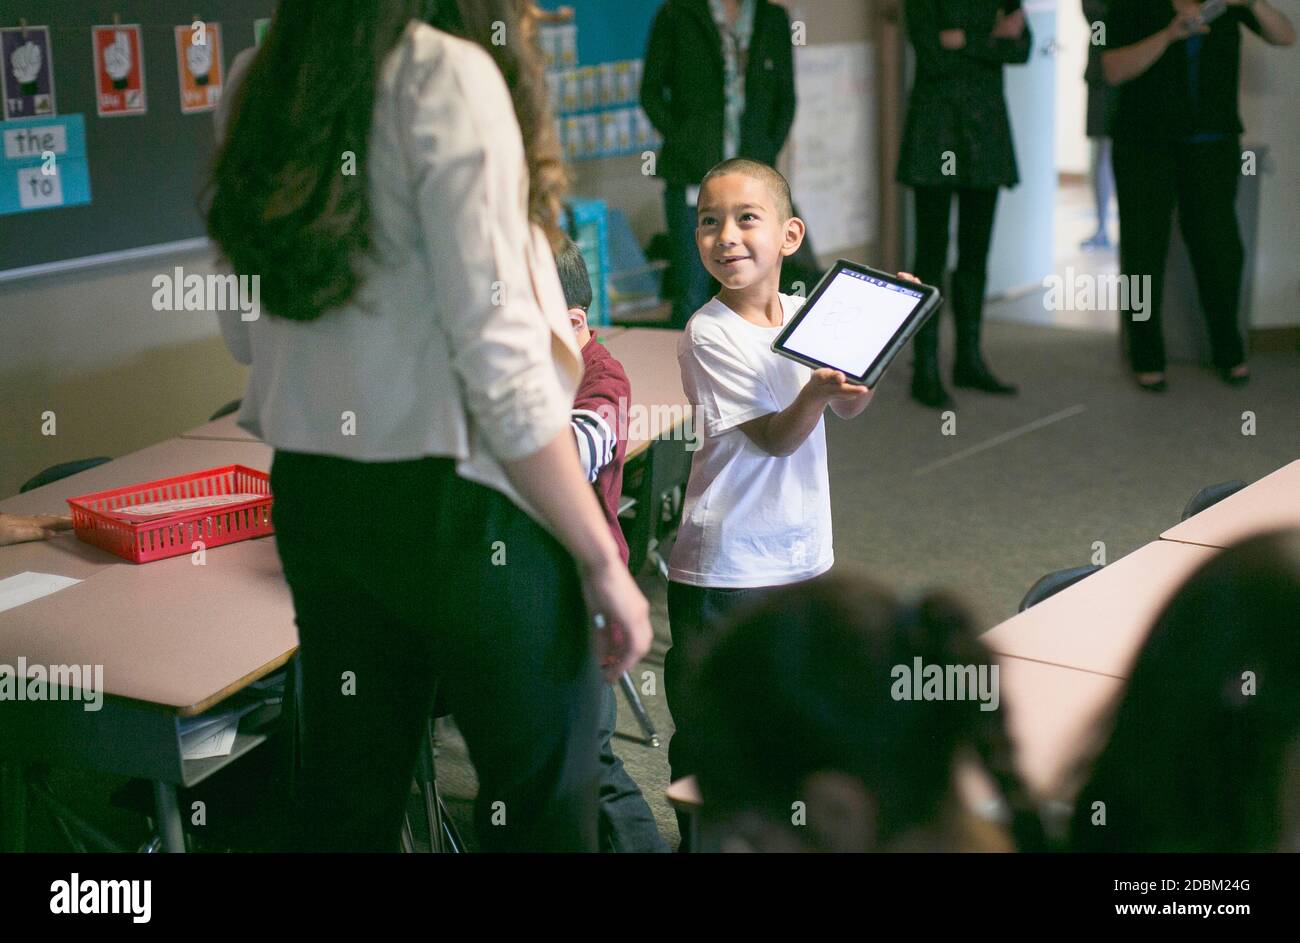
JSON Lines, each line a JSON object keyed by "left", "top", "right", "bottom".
{"left": 555, "top": 237, "right": 593, "bottom": 311}
{"left": 700, "top": 158, "right": 794, "bottom": 221}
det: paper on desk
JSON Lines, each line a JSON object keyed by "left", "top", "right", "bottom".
{"left": 183, "top": 721, "right": 240, "bottom": 760}
{"left": 180, "top": 700, "right": 265, "bottom": 760}
{"left": 0, "top": 571, "right": 82, "bottom": 614}
{"left": 113, "top": 493, "right": 265, "bottom": 518}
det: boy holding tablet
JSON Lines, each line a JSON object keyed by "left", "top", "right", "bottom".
{"left": 664, "top": 158, "right": 917, "bottom": 839}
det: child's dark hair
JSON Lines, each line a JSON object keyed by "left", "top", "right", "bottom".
{"left": 691, "top": 571, "right": 1045, "bottom": 851}
{"left": 554, "top": 237, "right": 593, "bottom": 311}
{"left": 1069, "top": 529, "right": 1300, "bottom": 852}
{"left": 700, "top": 158, "right": 794, "bottom": 220}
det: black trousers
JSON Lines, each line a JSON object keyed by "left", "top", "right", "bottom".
{"left": 664, "top": 579, "right": 787, "bottom": 845}
{"left": 597, "top": 683, "right": 669, "bottom": 852}
{"left": 910, "top": 185, "right": 1000, "bottom": 370}
{"left": 1112, "top": 137, "right": 1246, "bottom": 373}
{"left": 664, "top": 184, "right": 716, "bottom": 329}
{"left": 270, "top": 451, "right": 599, "bottom": 852}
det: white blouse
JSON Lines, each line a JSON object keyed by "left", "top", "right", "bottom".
{"left": 214, "top": 21, "right": 582, "bottom": 525}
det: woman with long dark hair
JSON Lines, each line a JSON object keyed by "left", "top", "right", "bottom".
{"left": 206, "top": 0, "right": 651, "bottom": 852}
{"left": 690, "top": 572, "right": 1045, "bottom": 852}
{"left": 1102, "top": 0, "right": 1294, "bottom": 392}
{"left": 1069, "top": 530, "right": 1300, "bottom": 851}
{"left": 897, "top": 0, "right": 1031, "bottom": 409}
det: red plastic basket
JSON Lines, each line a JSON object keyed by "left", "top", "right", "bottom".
{"left": 66, "top": 465, "right": 274, "bottom": 563}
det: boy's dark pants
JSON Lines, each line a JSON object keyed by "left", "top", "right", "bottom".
{"left": 664, "top": 579, "right": 784, "bottom": 847}
{"left": 597, "top": 683, "right": 670, "bottom": 852}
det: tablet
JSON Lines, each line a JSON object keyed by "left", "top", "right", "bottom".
{"left": 771, "top": 260, "right": 942, "bottom": 388}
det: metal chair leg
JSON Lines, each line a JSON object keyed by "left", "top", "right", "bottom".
{"left": 418, "top": 720, "right": 441, "bottom": 853}
{"left": 28, "top": 776, "right": 125, "bottom": 852}
{"left": 618, "top": 671, "right": 660, "bottom": 748}
{"left": 152, "top": 781, "right": 186, "bottom": 853}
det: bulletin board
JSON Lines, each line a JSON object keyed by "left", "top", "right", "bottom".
{"left": 536, "top": 0, "right": 665, "bottom": 162}
{"left": 0, "top": 2, "right": 274, "bottom": 281}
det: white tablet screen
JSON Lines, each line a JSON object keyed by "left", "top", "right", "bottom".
{"left": 782, "top": 269, "right": 927, "bottom": 378}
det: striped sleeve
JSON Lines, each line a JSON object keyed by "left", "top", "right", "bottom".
{"left": 570, "top": 408, "right": 617, "bottom": 483}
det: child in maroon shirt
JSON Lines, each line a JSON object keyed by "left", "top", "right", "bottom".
{"left": 556, "top": 239, "right": 668, "bottom": 853}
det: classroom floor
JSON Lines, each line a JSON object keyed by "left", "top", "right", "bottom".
{"left": 26, "top": 310, "right": 1300, "bottom": 853}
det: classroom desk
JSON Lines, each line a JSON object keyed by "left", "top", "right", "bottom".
{"left": 1, "top": 437, "right": 274, "bottom": 520}
{"left": 1161, "top": 459, "right": 1300, "bottom": 550}
{"left": 980, "top": 540, "right": 1218, "bottom": 679}
{"left": 997, "top": 655, "right": 1122, "bottom": 801}
{"left": 0, "top": 436, "right": 292, "bottom": 852}
{"left": 601, "top": 327, "right": 691, "bottom": 460}
{"left": 600, "top": 328, "right": 694, "bottom": 574}
{"left": 179, "top": 413, "right": 261, "bottom": 443}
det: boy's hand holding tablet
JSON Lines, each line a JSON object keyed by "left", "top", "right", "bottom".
{"left": 770, "top": 263, "right": 940, "bottom": 391}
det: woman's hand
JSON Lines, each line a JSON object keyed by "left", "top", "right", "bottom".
{"left": 992, "top": 8, "right": 1026, "bottom": 39}
{"left": 0, "top": 512, "right": 74, "bottom": 547}
{"left": 1166, "top": 7, "right": 1211, "bottom": 43}
{"left": 581, "top": 554, "right": 653, "bottom": 683}
{"left": 940, "top": 29, "right": 967, "bottom": 50}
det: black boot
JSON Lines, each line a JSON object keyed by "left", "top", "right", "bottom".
{"left": 911, "top": 318, "right": 954, "bottom": 409}
{"left": 951, "top": 268, "right": 1017, "bottom": 395}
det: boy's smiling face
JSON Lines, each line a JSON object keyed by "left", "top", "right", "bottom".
{"left": 696, "top": 173, "right": 804, "bottom": 292}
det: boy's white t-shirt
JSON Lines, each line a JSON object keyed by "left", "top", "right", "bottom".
{"left": 668, "top": 293, "right": 834, "bottom": 588}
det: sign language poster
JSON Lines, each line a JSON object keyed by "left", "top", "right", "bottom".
{"left": 1, "top": 26, "right": 57, "bottom": 120}
{"left": 174, "top": 21, "right": 223, "bottom": 114}
{"left": 92, "top": 25, "right": 147, "bottom": 117}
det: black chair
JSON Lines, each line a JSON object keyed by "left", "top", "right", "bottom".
{"left": 19, "top": 458, "right": 111, "bottom": 493}
{"left": 1018, "top": 565, "right": 1102, "bottom": 613}
{"left": 1181, "top": 480, "right": 1246, "bottom": 522}
{"left": 209, "top": 399, "right": 242, "bottom": 421}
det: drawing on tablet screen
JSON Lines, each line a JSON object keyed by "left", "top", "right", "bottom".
{"left": 821, "top": 302, "right": 861, "bottom": 344}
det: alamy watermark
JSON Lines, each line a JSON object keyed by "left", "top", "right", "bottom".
{"left": 0, "top": 658, "right": 104, "bottom": 711}
{"left": 1043, "top": 267, "right": 1151, "bottom": 322}
{"left": 595, "top": 396, "right": 702, "bottom": 452}
{"left": 152, "top": 266, "right": 260, "bottom": 322}
{"left": 890, "top": 657, "right": 1000, "bottom": 712}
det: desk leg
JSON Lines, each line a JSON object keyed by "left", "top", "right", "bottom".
{"left": 0, "top": 761, "right": 27, "bottom": 853}
{"left": 152, "top": 781, "right": 186, "bottom": 853}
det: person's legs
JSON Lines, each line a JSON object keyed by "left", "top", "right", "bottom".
{"left": 323, "top": 456, "right": 600, "bottom": 852}
{"left": 951, "top": 186, "right": 1015, "bottom": 394}
{"left": 1083, "top": 137, "right": 1114, "bottom": 249}
{"left": 1173, "top": 139, "right": 1247, "bottom": 376}
{"left": 910, "top": 186, "right": 954, "bottom": 408}
{"left": 664, "top": 184, "right": 715, "bottom": 328}
{"left": 270, "top": 452, "right": 442, "bottom": 851}
{"left": 665, "top": 580, "right": 780, "bottom": 847}
{"left": 427, "top": 477, "right": 600, "bottom": 852}
{"left": 1112, "top": 138, "right": 1178, "bottom": 381}
{"left": 596, "top": 682, "right": 670, "bottom": 852}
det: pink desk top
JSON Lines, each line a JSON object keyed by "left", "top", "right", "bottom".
{"left": 179, "top": 413, "right": 261, "bottom": 443}
{"left": 0, "top": 437, "right": 292, "bottom": 714}
{"left": 1161, "top": 460, "right": 1300, "bottom": 550}
{"left": 980, "top": 540, "right": 1219, "bottom": 679}
{"left": 601, "top": 328, "right": 691, "bottom": 459}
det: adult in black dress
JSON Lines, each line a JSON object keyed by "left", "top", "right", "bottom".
{"left": 897, "top": 0, "right": 1032, "bottom": 410}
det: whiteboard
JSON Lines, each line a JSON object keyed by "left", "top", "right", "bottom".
{"left": 790, "top": 42, "right": 876, "bottom": 254}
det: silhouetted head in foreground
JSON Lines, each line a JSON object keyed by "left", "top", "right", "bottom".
{"left": 691, "top": 571, "right": 1043, "bottom": 852}
{"left": 1071, "top": 529, "right": 1300, "bottom": 852}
